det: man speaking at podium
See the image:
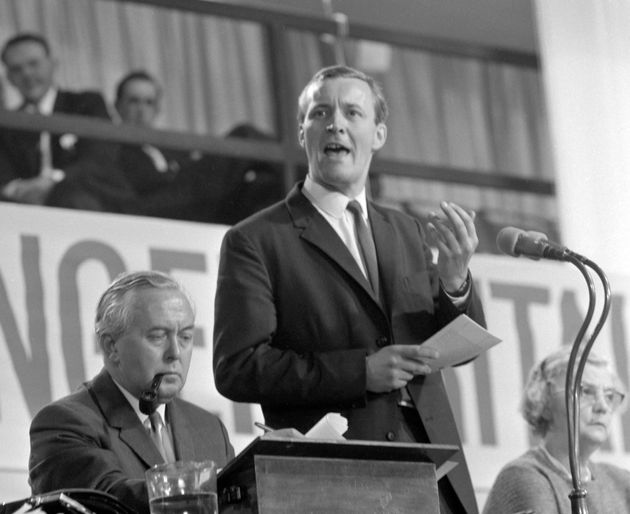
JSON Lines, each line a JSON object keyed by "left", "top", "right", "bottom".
{"left": 213, "top": 65, "right": 486, "bottom": 513}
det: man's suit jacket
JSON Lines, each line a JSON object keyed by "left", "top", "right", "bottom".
{"left": 116, "top": 143, "right": 201, "bottom": 219}
{"left": 0, "top": 90, "right": 133, "bottom": 211}
{"left": 29, "top": 368, "right": 234, "bottom": 514}
{"left": 213, "top": 182, "right": 486, "bottom": 512}
{"left": 115, "top": 123, "right": 284, "bottom": 223}
{"left": 117, "top": 144, "right": 190, "bottom": 195}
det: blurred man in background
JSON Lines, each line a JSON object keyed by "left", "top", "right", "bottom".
{"left": 114, "top": 70, "right": 208, "bottom": 220}
{"left": 114, "top": 69, "right": 283, "bottom": 223}
{"left": 0, "top": 32, "right": 132, "bottom": 211}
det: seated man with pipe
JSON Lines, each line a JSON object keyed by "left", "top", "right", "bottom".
{"left": 28, "top": 271, "right": 234, "bottom": 514}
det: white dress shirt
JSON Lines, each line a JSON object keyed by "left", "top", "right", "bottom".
{"left": 112, "top": 379, "right": 167, "bottom": 429}
{"left": 302, "top": 174, "right": 371, "bottom": 279}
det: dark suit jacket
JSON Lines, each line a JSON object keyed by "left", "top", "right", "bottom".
{"left": 29, "top": 368, "right": 234, "bottom": 514}
{"left": 117, "top": 144, "right": 190, "bottom": 195}
{"left": 0, "top": 90, "right": 133, "bottom": 211}
{"left": 213, "top": 182, "right": 486, "bottom": 512}
{"left": 116, "top": 143, "right": 202, "bottom": 220}
{"left": 116, "top": 144, "right": 244, "bottom": 222}
{"left": 115, "top": 123, "right": 284, "bottom": 223}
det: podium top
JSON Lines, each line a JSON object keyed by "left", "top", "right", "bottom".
{"left": 218, "top": 436, "right": 459, "bottom": 484}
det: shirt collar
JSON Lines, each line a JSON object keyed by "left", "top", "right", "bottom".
{"left": 112, "top": 377, "right": 167, "bottom": 424}
{"left": 37, "top": 87, "right": 57, "bottom": 116}
{"left": 303, "top": 174, "right": 368, "bottom": 220}
{"left": 22, "top": 87, "right": 57, "bottom": 115}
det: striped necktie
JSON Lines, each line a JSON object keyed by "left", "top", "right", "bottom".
{"left": 147, "top": 411, "right": 176, "bottom": 463}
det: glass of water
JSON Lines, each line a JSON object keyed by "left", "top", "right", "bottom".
{"left": 145, "top": 460, "right": 217, "bottom": 514}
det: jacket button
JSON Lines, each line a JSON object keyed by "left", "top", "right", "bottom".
{"left": 376, "top": 336, "right": 389, "bottom": 348}
{"left": 386, "top": 431, "right": 396, "bottom": 441}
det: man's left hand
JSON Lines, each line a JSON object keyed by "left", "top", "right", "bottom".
{"left": 7, "top": 175, "right": 56, "bottom": 205}
{"left": 426, "top": 201, "right": 478, "bottom": 293}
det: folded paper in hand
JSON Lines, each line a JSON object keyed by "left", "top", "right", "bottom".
{"left": 421, "top": 314, "right": 501, "bottom": 371}
{"left": 305, "top": 412, "right": 348, "bottom": 439}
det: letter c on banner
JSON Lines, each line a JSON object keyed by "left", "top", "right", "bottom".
{"left": 59, "top": 240, "right": 126, "bottom": 391}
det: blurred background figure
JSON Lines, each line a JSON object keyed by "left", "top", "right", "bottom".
{"left": 0, "top": 32, "right": 132, "bottom": 212}
{"left": 114, "top": 70, "right": 165, "bottom": 129}
{"left": 483, "top": 346, "right": 630, "bottom": 514}
{"left": 114, "top": 69, "right": 283, "bottom": 224}
{"left": 114, "top": 69, "right": 209, "bottom": 221}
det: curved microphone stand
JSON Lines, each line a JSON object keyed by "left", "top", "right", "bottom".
{"left": 495, "top": 227, "right": 612, "bottom": 513}
{"left": 563, "top": 253, "right": 612, "bottom": 514}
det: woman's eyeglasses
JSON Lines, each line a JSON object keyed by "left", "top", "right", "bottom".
{"left": 578, "top": 383, "right": 625, "bottom": 410}
{"left": 553, "top": 382, "right": 625, "bottom": 410}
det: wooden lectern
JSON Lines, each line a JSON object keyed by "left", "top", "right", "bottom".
{"left": 218, "top": 436, "right": 459, "bottom": 513}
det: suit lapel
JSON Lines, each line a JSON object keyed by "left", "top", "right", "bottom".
{"left": 368, "top": 203, "right": 398, "bottom": 306}
{"left": 50, "top": 91, "right": 69, "bottom": 158}
{"left": 117, "top": 416, "right": 164, "bottom": 468}
{"left": 52, "top": 90, "right": 69, "bottom": 113}
{"left": 13, "top": 103, "right": 41, "bottom": 175}
{"left": 286, "top": 186, "right": 377, "bottom": 301}
{"left": 19, "top": 133, "right": 40, "bottom": 175}
{"left": 88, "top": 369, "right": 164, "bottom": 468}
{"left": 167, "top": 400, "right": 195, "bottom": 461}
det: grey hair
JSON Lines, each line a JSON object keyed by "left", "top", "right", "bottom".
{"left": 521, "top": 345, "right": 625, "bottom": 437}
{"left": 94, "top": 270, "right": 194, "bottom": 345}
{"left": 297, "top": 64, "right": 389, "bottom": 125}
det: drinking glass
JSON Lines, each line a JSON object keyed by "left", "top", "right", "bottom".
{"left": 145, "top": 460, "right": 217, "bottom": 514}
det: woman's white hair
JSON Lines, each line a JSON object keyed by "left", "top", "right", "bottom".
{"left": 521, "top": 344, "right": 626, "bottom": 437}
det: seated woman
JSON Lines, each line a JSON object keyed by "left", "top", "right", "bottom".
{"left": 483, "top": 345, "right": 630, "bottom": 514}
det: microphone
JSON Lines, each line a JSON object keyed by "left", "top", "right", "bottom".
{"left": 496, "top": 226, "right": 570, "bottom": 261}
{"left": 139, "top": 374, "right": 165, "bottom": 415}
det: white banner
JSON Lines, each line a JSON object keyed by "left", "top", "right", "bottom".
{"left": 1, "top": 203, "right": 630, "bottom": 509}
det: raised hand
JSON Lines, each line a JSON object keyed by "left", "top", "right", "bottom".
{"left": 427, "top": 201, "right": 478, "bottom": 293}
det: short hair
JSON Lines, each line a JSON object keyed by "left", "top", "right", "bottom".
{"left": 297, "top": 65, "right": 389, "bottom": 125}
{"left": 521, "top": 345, "right": 626, "bottom": 437}
{"left": 95, "top": 270, "right": 194, "bottom": 345}
{"left": 115, "top": 69, "right": 162, "bottom": 105}
{"left": 1, "top": 32, "right": 50, "bottom": 64}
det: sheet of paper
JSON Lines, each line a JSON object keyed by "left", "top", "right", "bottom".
{"left": 421, "top": 315, "right": 501, "bottom": 371}
{"left": 305, "top": 412, "right": 348, "bottom": 439}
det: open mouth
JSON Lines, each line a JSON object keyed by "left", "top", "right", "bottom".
{"left": 324, "top": 142, "right": 350, "bottom": 156}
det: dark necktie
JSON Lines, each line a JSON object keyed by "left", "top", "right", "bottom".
{"left": 148, "top": 411, "right": 176, "bottom": 463}
{"left": 347, "top": 200, "right": 379, "bottom": 297}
